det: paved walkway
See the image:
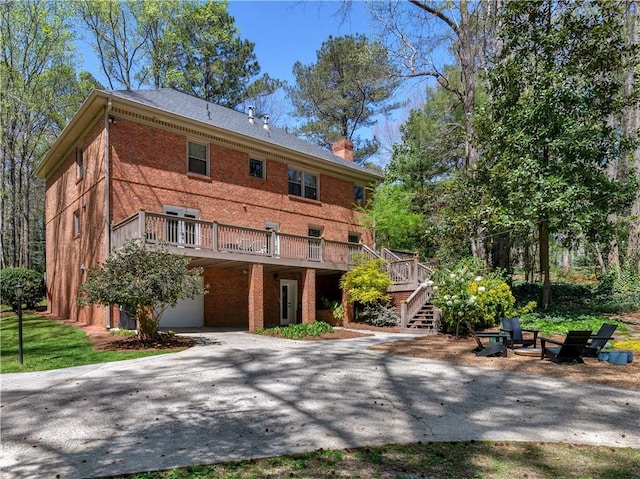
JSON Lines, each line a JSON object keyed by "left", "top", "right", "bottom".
{"left": 1, "top": 330, "right": 639, "bottom": 479}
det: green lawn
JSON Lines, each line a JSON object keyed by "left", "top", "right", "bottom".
{"left": 0, "top": 312, "right": 181, "bottom": 373}
{"left": 99, "top": 442, "right": 640, "bottom": 479}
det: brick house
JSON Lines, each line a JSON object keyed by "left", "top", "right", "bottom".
{"left": 36, "top": 88, "right": 392, "bottom": 331}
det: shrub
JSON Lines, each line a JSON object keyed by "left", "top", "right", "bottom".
{"left": 340, "top": 258, "right": 392, "bottom": 305}
{"left": 0, "top": 267, "right": 45, "bottom": 310}
{"left": 433, "top": 258, "right": 535, "bottom": 336}
{"left": 361, "top": 303, "right": 400, "bottom": 327}
{"left": 256, "top": 321, "right": 333, "bottom": 339}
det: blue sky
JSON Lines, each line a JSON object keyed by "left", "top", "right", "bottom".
{"left": 227, "top": 1, "right": 374, "bottom": 84}
{"left": 77, "top": 1, "right": 426, "bottom": 163}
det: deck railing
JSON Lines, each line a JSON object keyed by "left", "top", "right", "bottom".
{"left": 111, "top": 211, "right": 364, "bottom": 267}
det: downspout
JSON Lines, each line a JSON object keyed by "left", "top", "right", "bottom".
{"left": 104, "top": 97, "right": 112, "bottom": 328}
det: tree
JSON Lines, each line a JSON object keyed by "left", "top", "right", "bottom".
{"left": 359, "top": 184, "right": 425, "bottom": 254}
{"left": 288, "top": 34, "right": 399, "bottom": 163}
{"left": 163, "top": 0, "right": 271, "bottom": 107}
{"left": 78, "top": 0, "right": 279, "bottom": 107}
{"left": 1, "top": 0, "right": 94, "bottom": 270}
{"left": 77, "top": 240, "right": 207, "bottom": 339}
{"left": 78, "top": 0, "right": 150, "bottom": 90}
{"left": 477, "top": 0, "right": 637, "bottom": 308}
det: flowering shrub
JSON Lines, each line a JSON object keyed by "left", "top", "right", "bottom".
{"left": 432, "top": 259, "right": 536, "bottom": 336}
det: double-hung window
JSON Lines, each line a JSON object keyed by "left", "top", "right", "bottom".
{"left": 288, "top": 168, "right": 318, "bottom": 200}
{"left": 354, "top": 185, "right": 365, "bottom": 205}
{"left": 187, "top": 140, "right": 209, "bottom": 176}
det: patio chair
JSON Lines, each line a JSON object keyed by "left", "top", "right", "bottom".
{"left": 582, "top": 323, "right": 617, "bottom": 358}
{"left": 465, "top": 321, "right": 508, "bottom": 357}
{"left": 501, "top": 317, "right": 539, "bottom": 348}
{"left": 540, "top": 330, "right": 592, "bottom": 364}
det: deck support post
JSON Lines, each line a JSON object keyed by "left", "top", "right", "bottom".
{"left": 301, "top": 268, "right": 316, "bottom": 324}
{"left": 248, "top": 263, "right": 264, "bottom": 332}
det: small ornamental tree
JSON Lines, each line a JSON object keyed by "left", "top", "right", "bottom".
{"left": 77, "top": 240, "right": 207, "bottom": 339}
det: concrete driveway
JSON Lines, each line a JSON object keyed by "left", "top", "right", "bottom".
{"left": 1, "top": 330, "right": 639, "bottom": 479}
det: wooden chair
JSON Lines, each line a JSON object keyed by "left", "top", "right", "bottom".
{"left": 501, "top": 317, "right": 539, "bottom": 348}
{"left": 583, "top": 323, "right": 617, "bottom": 358}
{"left": 540, "top": 331, "right": 592, "bottom": 364}
{"left": 465, "top": 321, "right": 508, "bottom": 357}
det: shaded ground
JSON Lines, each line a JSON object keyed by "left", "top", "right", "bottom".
{"left": 59, "top": 316, "right": 639, "bottom": 390}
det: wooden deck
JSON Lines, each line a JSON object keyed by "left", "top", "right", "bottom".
{"left": 111, "top": 211, "right": 375, "bottom": 272}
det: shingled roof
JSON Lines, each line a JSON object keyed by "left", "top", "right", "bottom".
{"left": 107, "top": 88, "right": 379, "bottom": 178}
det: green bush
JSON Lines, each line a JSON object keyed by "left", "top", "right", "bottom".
{"left": 0, "top": 268, "right": 45, "bottom": 310}
{"left": 340, "top": 258, "right": 392, "bottom": 305}
{"left": 434, "top": 258, "right": 535, "bottom": 335}
{"left": 256, "top": 321, "right": 333, "bottom": 339}
{"left": 361, "top": 303, "right": 399, "bottom": 327}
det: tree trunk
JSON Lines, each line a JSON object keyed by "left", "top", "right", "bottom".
{"left": 624, "top": 1, "right": 640, "bottom": 277}
{"left": 539, "top": 218, "right": 551, "bottom": 309}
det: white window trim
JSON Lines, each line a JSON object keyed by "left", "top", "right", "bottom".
{"left": 187, "top": 139, "right": 210, "bottom": 176}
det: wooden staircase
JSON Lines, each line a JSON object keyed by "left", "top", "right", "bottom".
{"left": 378, "top": 248, "right": 440, "bottom": 335}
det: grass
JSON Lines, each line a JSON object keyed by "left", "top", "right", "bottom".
{"left": 97, "top": 441, "right": 640, "bottom": 479}
{"left": 0, "top": 312, "right": 181, "bottom": 373}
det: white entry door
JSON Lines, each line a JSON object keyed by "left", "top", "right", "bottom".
{"left": 280, "top": 279, "right": 298, "bottom": 326}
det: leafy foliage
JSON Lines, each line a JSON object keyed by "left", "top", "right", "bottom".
{"left": 476, "top": 0, "right": 637, "bottom": 306}
{"left": 361, "top": 303, "right": 400, "bottom": 327}
{"left": 0, "top": 268, "right": 44, "bottom": 310}
{"left": 358, "top": 184, "right": 425, "bottom": 254}
{"left": 340, "top": 258, "right": 392, "bottom": 305}
{"left": 289, "top": 34, "right": 399, "bottom": 162}
{"left": 433, "top": 258, "right": 536, "bottom": 335}
{"left": 77, "top": 240, "right": 207, "bottom": 339}
{"left": 520, "top": 311, "right": 626, "bottom": 337}
{"left": 1, "top": 0, "right": 97, "bottom": 270}
{"left": 78, "top": 0, "right": 277, "bottom": 107}
{"left": 256, "top": 321, "right": 333, "bottom": 340}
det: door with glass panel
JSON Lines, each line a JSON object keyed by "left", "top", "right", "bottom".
{"left": 280, "top": 280, "right": 298, "bottom": 325}
{"left": 163, "top": 206, "right": 200, "bottom": 247}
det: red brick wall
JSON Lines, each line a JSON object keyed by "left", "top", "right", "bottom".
{"left": 45, "top": 119, "right": 107, "bottom": 326}
{"left": 109, "top": 118, "right": 372, "bottom": 244}
{"left": 46, "top": 113, "right": 375, "bottom": 329}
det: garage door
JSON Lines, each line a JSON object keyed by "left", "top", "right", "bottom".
{"left": 159, "top": 277, "right": 204, "bottom": 328}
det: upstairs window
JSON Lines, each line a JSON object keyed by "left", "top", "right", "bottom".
{"left": 354, "top": 185, "right": 365, "bottom": 204}
{"left": 73, "top": 209, "right": 81, "bottom": 236}
{"left": 348, "top": 233, "right": 361, "bottom": 244}
{"left": 187, "top": 140, "right": 208, "bottom": 176}
{"left": 76, "top": 148, "right": 84, "bottom": 180}
{"left": 249, "top": 158, "right": 264, "bottom": 179}
{"left": 288, "top": 168, "right": 318, "bottom": 200}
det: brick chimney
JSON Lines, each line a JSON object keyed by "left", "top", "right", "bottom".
{"left": 331, "top": 138, "right": 354, "bottom": 162}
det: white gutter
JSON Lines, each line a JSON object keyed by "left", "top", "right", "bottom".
{"left": 104, "top": 97, "right": 112, "bottom": 328}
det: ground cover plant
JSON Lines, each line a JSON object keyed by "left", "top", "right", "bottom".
{"left": 97, "top": 441, "right": 640, "bottom": 479}
{"left": 255, "top": 321, "right": 333, "bottom": 339}
{"left": 0, "top": 312, "right": 188, "bottom": 373}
